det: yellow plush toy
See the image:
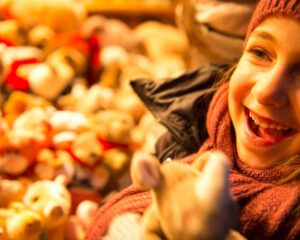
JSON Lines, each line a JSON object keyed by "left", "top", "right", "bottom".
{"left": 0, "top": 127, "right": 40, "bottom": 176}
{"left": 22, "top": 175, "right": 71, "bottom": 240}
{"left": 91, "top": 110, "right": 136, "bottom": 146}
{"left": 26, "top": 47, "right": 87, "bottom": 100}
{"left": 0, "top": 107, "right": 52, "bottom": 176}
{"left": 2, "top": 91, "right": 52, "bottom": 125}
{"left": 34, "top": 148, "right": 75, "bottom": 184}
{"left": 0, "top": 201, "right": 43, "bottom": 240}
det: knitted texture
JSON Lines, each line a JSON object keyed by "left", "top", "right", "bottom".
{"left": 245, "top": 0, "right": 300, "bottom": 40}
{"left": 85, "top": 83, "right": 300, "bottom": 240}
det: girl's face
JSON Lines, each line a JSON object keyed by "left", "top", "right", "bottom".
{"left": 229, "top": 17, "right": 300, "bottom": 169}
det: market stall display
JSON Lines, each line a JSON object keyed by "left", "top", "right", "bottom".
{"left": 0, "top": 0, "right": 181, "bottom": 239}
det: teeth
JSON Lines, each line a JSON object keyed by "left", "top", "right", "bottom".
{"left": 249, "top": 112, "right": 289, "bottom": 130}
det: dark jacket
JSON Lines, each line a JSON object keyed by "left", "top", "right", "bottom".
{"left": 130, "top": 63, "right": 228, "bottom": 161}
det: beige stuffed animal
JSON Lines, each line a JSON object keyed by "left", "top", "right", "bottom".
{"left": 130, "top": 151, "right": 246, "bottom": 240}
{"left": 26, "top": 47, "right": 87, "bottom": 100}
{"left": 0, "top": 108, "right": 51, "bottom": 176}
{"left": 0, "top": 201, "right": 43, "bottom": 240}
{"left": 22, "top": 176, "right": 71, "bottom": 240}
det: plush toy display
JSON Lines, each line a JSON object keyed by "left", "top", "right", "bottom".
{"left": 130, "top": 151, "right": 246, "bottom": 240}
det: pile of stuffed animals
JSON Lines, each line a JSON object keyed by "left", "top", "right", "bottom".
{"left": 0, "top": 0, "right": 189, "bottom": 239}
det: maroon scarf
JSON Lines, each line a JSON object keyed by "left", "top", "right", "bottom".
{"left": 86, "top": 83, "right": 300, "bottom": 240}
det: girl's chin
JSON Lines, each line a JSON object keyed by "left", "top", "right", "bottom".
{"left": 237, "top": 149, "right": 278, "bottom": 169}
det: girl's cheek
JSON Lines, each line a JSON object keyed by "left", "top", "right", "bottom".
{"left": 229, "top": 67, "right": 253, "bottom": 108}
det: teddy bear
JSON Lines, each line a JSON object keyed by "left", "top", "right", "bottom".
{"left": 130, "top": 111, "right": 167, "bottom": 154}
{"left": 80, "top": 15, "right": 142, "bottom": 53}
{"left": 0, "top": 201, "right": 43, "bottom": 240}
{"left": 129, "top": 151, "right": 246, "bottom": 240}
{"left": 0, "top": 45, "right": 43, "bottom": 91}
{"left": 49, "top": 109, "right": 90, "bottom": 152}
{"left": 25, "top": 47, "right": 87, "bottom": 100}
{"left": 0, "top": 177, "right": 32, "bottom": 208}
{"left": 91, "top": 109, "right": 136, "bottom": 147}
{"left": 133, "top": 20, "right": 189, "bottom": 79}
{"left": 33, "top": 148, "right": 76, "bottom": 184}
{"left": 69, "top": 130, "right": 111, "bottom": 192}
{"left": 49, "top": 110, "right": 89, "bottom": 136}
{"left": 11, "top": 107, "right": 52, "bottom": 146}
{"left": 0, "top": 109, "right": 51, "bottom": 176}
{"left": 22, "top": 175, "right": 71, "bottom": 240}
{"left": 56, "top": 81, "right": 115, "bottom": 114}
{"left": 2, "top": 90, "right": 52, "bottom": 125}
{"left": 0, "top": 106, "right": 53, "bottom": 176}
{"left": 0, "top": 19, "right": 25, "bottom": 46}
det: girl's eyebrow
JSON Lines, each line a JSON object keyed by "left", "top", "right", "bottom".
{"left": 251, "top": 30, "right": 276, "bottom": 42}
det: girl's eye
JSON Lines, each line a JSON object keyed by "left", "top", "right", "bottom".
{"left": 248, "top": 48, "right": 272, "bottom": 62}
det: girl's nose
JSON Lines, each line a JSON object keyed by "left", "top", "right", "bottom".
{"left": 251, "top": 67, "right": 290, "bottom": 108}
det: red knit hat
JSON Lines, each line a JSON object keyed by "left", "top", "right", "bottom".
{"left": 245, "top": 0, "right": 300, "bottom": 40}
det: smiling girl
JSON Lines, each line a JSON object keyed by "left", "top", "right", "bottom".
{"left": 86, "top": 0, "right": 300, "bottom": 239}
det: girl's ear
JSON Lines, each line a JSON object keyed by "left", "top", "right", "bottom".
{"left": 130, "top": 152, "right": 162, "bottom": 190}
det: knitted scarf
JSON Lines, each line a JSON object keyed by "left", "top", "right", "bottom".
{"left": 86, "top": 83, "right": 300, "bottom": 240}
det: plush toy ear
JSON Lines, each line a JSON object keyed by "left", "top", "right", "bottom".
{"left": 192, "top": 151, "right": 210, "bottom": 171}
{"left": 130, "top": 151, "right": 162, "bottom": 190}
{"left": 54, "top": 174, "right": 68, "bottom": 186}
{"left": 195, "top": 150, "right": 230, "bottom": 207}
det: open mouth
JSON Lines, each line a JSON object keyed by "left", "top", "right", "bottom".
{"left": 245, "top": 108, "right": 295, "bottom": 143}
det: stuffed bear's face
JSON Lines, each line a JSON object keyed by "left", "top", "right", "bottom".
{"left": 71, "top": 131, "right": 103, "bottom": 167}
{"left": 5, "top": 209, "right": 43, "bottom": 240}
{"left": 0, "top": 147, "right": 31, "bottom": 176}
{"left": 23, "top": 180, "right": 71, "bottom": 229}
{"left": 93, "top": 110, "right": 135, "bottom": 144}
